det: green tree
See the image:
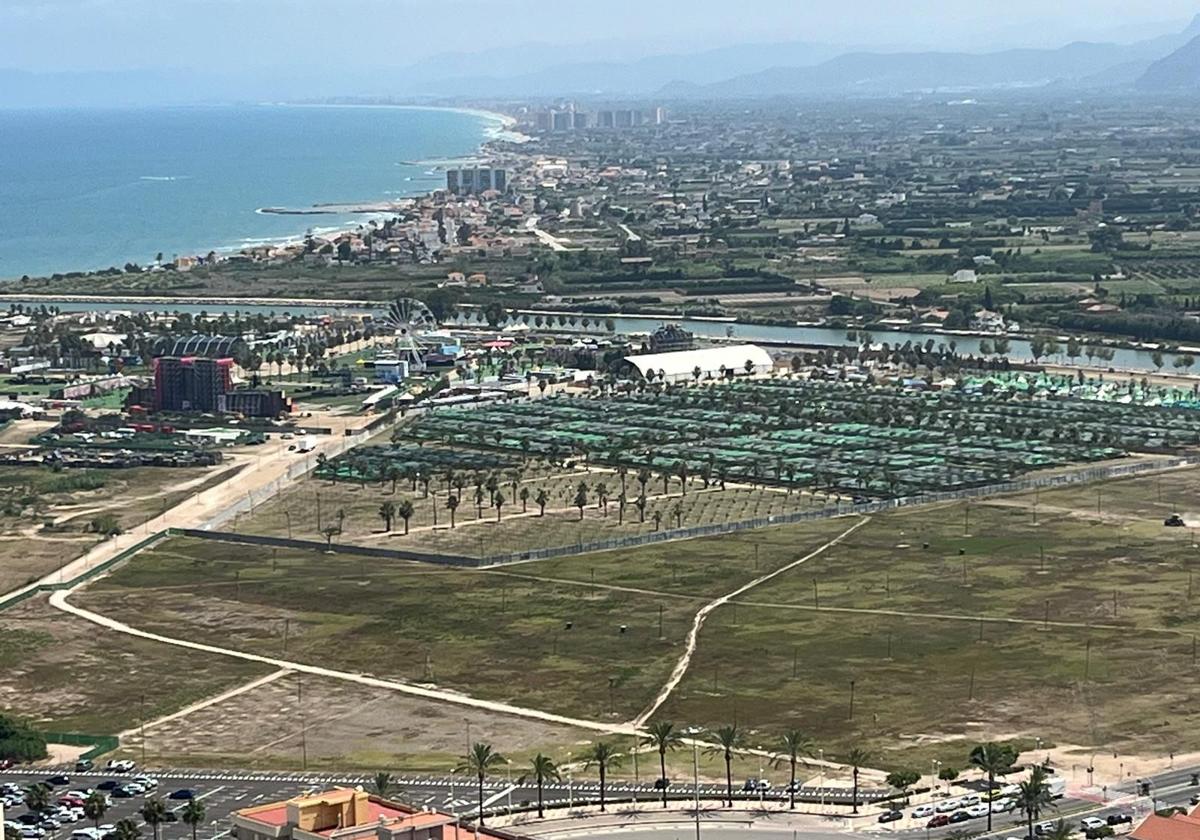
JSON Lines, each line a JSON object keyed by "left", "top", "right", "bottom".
{"left": 970, "top": 742, "right": 1019, "bottom": 831}
{"left": 24, "top": 783, "right": 50, "bottom": 813}
{"left": 886, "top": 769, "right": 920, "bottom": 803}
{"left": 847, "top": 747, "right": 871, "bottom": 814}
{"left": 140, "top": 797, "right": 168, "bottom": 840}
{"left": 0, "top": 714, "right": 47, "bottom": 762}
{"left": 535, "top": 489, "right": 549, "bottom": 516}
{"left": 181, "top": 798, "right": 207, "bottom": 840}
{"left": 113, "top": 819, "right": 142, "bottom": 840}
{"left": 772, "top": 730, "right": 813, "bottom": 809}
{"left": 372, "top": 771, "right": 395, "bottom": 798}
{"left": 1017, "top": 766, "right": 1056, "bottom": 840}
{"left": 456, "top": 742, "right": 506, "bottom": 825}
{"left": 396, "top": 500, "right": 414, "bottom": 535}
{"left": 84, "top": 791, "right": 110, "bottom": 830}
{"left": 518, "top": 753, "right": 560, "bottom": 819}
{"left": 446, "top": 494, "right": 460, "bottom": 528}
{"left": 494, "top": 490, "right": 505, "bottom": 522}
{"left": 706, "top": 725, "right": 743, "bottom": 807}
{"left": 90, "top": 512, "right": 123, "bottom": 537}
{"left": 378, "top": 500, "right": 396, "bottom": 532}
{"left": 573, "top": 483, "right": 588, "bottom": 520}
{"left": 583, "top": 742, "right": 623, "bottom": 812}
{"left": 645, "top": 721, "right": 683, "bottom": 808}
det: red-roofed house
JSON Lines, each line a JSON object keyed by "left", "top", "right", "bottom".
{"left": 1130, "top": 805, "right": 1200, "bottom": 840}
{"left": 232, "top": 789, "right": 524, "bottom": 840}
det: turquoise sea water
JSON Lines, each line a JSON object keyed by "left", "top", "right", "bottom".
{"left": 0, "top": 104, "right": 497, "bottom": 280}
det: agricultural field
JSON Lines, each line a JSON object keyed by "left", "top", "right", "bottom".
{"left": 71, "top": 462, "right": 1200, "bottom": 770}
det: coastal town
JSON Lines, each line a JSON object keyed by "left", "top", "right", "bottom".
{"left": 5, "top": 8, "right": 1200, "bottom": 840}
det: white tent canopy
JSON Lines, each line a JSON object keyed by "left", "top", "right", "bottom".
{"left": 623, "top": 344, "right": 773, "bottom": 383}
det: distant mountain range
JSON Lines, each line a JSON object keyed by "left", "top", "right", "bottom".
{"left": 661, "top": 15, "right": 1200, "bottom": 97}
{"left": 1137, "top": 33, "right": 1200, "bottom": 89}
{"left": 2, "top": 15, "right": 1200, "bottom": 107}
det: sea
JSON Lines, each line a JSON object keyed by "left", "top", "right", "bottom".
{"left": 0, "top": 104, "right": 501, "bottom": 280}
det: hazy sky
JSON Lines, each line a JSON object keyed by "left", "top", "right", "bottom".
{"left": 2, "top": 0, "right": 1197, "bottom": 73}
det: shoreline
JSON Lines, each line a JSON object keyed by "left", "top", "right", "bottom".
{"left": 2, "top": 102, "right": 516, "bottom": 283}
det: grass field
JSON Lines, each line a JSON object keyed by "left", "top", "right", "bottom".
{"left": 64, "top": 463, "right": 1200, "bottom": 771}
{"left": 0, "top": 598, "right": 271, "bottom": 734}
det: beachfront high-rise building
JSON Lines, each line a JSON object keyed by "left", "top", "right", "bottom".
{"left": 446, "top": 166, "right": 508, "bottom": 196}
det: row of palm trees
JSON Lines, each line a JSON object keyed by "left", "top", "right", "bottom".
{"left": 15, "top": 787, "right": 206, "bottom": 840}
{"left": 403, "top": 733, "right": 1062, "bottom": 832}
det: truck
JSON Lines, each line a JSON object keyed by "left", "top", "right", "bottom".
{"left": 1047, "top": 776, "right": 1067, "bottom": 799}
{"left": 296, "top": 435, "right": 316, "bottom": 453}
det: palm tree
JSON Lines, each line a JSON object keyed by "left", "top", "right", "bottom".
{"left": 1018, "top": 766, "right": 1055, "bottom": 840}
{"left": 574, "top": 483, "right": 588, "bottom": 520}
{"left": 706, "top": 725, "right": 743, "bottom": 807}
{"left": 772, "top": 730, "right": 814, "bottom": 809}
{"left": 645, "top": 721, "right": 683, "bottom": 807}
{"left": 457, "top": 742, "right": 506, "bottom": 825}
{"left": 140, "top": 797, "right": 168, "bottom": 840}
{"left": 519, "top": 753, "right": 560, "bottom": 819}
{"left": 24, "top": 783, "right": 50, "bottom": 813}
{"left": 970, "top": 742, "right": 1018, "bottom": 831}
{"left": 396, "top": 500, "right": 414, "bottom": 535}
{"left": 379, "top": 500, "right": 396, "bottom": 532}
{"left": 494, "top": 490, "right": 505, "bottom": 522}
{"left": 519, "top": 487, "right": 530, "bottom": 513}
{"left": 83, "top": 791, "right": 109, "bottom": 830}
{"left": 583, "top": 742, "right": 623, "bottom": 812}
{"left": 536, "top": 489, "right": 549, "bottom": 516}
{"left": 180, "top": 799, "right": 206, "bottom": 840}
{"left": 372, "top": 771, "right": 395, "bottom": 798}
{"left": 847, "top": 747, "right": 871, "bottom": 814}
{"left": 446, "top": 494, "right": 459, "bottom": 528}
{"left": 113, "top": 819, "right": 142, "bottom": 840}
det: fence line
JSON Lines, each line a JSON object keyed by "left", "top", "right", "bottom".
{"left": 170, "top": 528, "right": 479, "bottom": 566}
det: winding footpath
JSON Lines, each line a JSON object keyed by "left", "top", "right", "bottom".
{"left": 633, "top": 516, "right": 870, "bottom": 726}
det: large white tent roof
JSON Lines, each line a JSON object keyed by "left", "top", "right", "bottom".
{"left": 623, "top": 343, "right": 773, "bottom": 379}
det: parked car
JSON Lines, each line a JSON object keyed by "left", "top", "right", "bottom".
{"left": 1036, "top": 820, "right": 1059, "bottom": 835}
{"left": 168, "top": 789, "right": 195, "bottom": 801}
{"left": 936, "top": 798, "right": 962, "bottom": 813}
{"left": 110, "top": 788, "right": 134, "bottom": 799}
{"left": 653, "top": 778, "right": 670, "bottom": 790}
{"left": 74, "top": 760, "right": 93, "bottom": 773}
{"left": 1082, "top": 818, "right": 1108, "bottom": 831}
{"left": 44, "top": 775, "right": 70, "bottom": 787}
{"left": 96, "top": 782, "right": 119, "bottom": 792}
{"left": 966, "top": 804, "right": 991, "bottom": 818}
{"left": 19, "top": 827, "right": 44, "bottom": 839}
{"left": 1107, "top": 814, "right": 1134, "bottom": 826}
{"left": 912, "top": 805, "right": 936, "bottom": 819}
{"left": 878, "top": 810, "right": 903, "bottom": 823}
{"left": 927, "top": 815, "right": 952, "bottom": 829}
{"left": 992, "top": 799, "right": 1017, "bottom": 813}
{"left": 960, "top": 794, "right": 982, "bottom": 807}
{"left": 949, "top": 811, "right": 973, "bottom": 824}
{"left": 104, "top": 761, "right": 135, "bottom": 774}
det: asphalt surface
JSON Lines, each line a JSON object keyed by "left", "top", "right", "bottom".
{"left": 0, "top": 763, "right": 1194, "bottom": 840}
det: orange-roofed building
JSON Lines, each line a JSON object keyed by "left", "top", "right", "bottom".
{"left": 1130, "top": 805, "right": 1200, "bottom": 840}
{"left": 232, "top": 788, "right": 524, "bottom": 840}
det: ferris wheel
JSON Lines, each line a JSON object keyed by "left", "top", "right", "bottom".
{"left": 383, "top": 297, "right": 438, "bottom": 369}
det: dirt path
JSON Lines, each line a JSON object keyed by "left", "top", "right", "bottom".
{"left": 120, "top": 668, "right": 293, "bottom": 738}
{"left": 633, "top": 516, "right": 870, "bottom": 727}
{"left": 49, "top": 588, "right": 635, "bottom": 736}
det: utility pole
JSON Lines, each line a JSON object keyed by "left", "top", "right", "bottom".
{"left": 1084, "top": 638, "right": 1092, "bottom": 680}
{"left": 812, "top": 577, "right": 820, "bottom": 609}
{"left": 140, "top": 694, "right": 146, "bottom": 767}
{"left": 848, "top": 679, "right": 856, "bottom": 721}
{"left": 658, "top": 603, "right": 664, "bottom": 639}
{"left": 792, "top": 646, "right": 799, "bottom": 678}
{"left": 297, "top": 678, "right": 307, "bottom": 771}
{"left": 1044, "top": 599, "right": 1050, "bottom": 630}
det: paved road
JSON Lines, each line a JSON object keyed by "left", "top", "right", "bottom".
{"left": 1, "top": 763, "right": 1195, "bottom": 840}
